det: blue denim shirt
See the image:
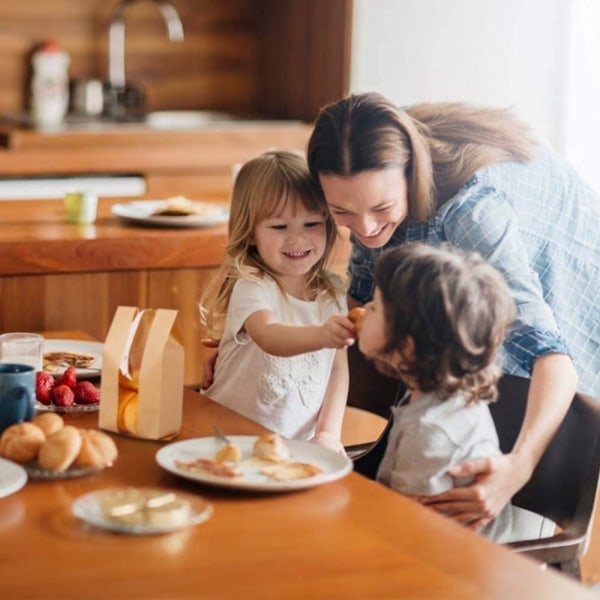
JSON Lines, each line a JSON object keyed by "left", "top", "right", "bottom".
{"left": 348, "top": 144, "right": 600, "bottom": 395}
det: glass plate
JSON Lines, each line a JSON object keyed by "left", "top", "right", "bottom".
{"left": 35, "top": 401, "right": 99, "bottom": 414}
{"left": 72, "top": 488, "right": 213, "bottom": 535}
{"left": 25, "top": 463, "right": 102, "bottom": 480}
{"left": 156, "top": 435, "right": 353, "bottom": 492}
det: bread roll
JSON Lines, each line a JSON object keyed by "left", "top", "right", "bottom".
{"left": 0, "top": 422, "right": 46, "bottom": 464}
{"left": 75, "top": 429, "right": 118, "bottom": 469}
{"left": 38, "top": 425, "right": 82, "bottom": 472}
{"left": 32, "top": 412, "right": 64, "bottom": 437}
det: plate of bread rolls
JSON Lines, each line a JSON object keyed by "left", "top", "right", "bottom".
{"left": 0, "top": 413, "right": 117, "bottom": 480}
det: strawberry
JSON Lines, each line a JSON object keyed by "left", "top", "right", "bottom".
{"left": 52, "top": 384, "right": 75, "bottom": 407}
{"left": 35, "top": 371, "right": 56, "bottom": 405}
{"left": 57, "top": 366, "right": 77, "bottom": 389}
{"left": 73, "top": 381, "right": 100, "bottom": 405}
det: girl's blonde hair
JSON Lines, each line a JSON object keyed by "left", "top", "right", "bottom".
{"left": 307, "top": 92, "right": 535, "bottom": 221}
{"left": 200, "top": 150, "right": 342, "bottom": 340}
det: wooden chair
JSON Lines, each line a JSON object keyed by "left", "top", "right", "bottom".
{"left": 490, "top": 374, "right": 600, "bottom": 579}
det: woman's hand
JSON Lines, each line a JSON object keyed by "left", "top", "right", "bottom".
{"left": 418, "top": 453, "right": 529, "bottom": 530}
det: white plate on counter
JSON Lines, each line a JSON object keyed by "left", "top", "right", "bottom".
{"left": 156, "top": 435, "right": 353, "bottom": 493}
{"left": 43, "top": 339, "right": 103, "bottom": 378}
{"left": 112, "top": 200, "right": 229, "bottom": 228}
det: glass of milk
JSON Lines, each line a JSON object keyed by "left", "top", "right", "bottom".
{"left": 0, "top": 333, "right": 44, "bottom": 372}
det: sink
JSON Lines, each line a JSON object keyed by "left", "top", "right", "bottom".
{"left": 144, "top": 110, "right": 236, "bottom": 129}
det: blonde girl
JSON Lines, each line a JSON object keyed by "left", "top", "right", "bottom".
{"left": 201, "top": 150, "right": 355, "bottom": 451}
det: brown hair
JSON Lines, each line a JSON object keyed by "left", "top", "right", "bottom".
{"left": 200, "top": 150, "right": 342, "bottom": 340}
{"left": 307, "top": 92, "right": 535, "bottom": 222}
{"left": 374, "top": 243, "right": 515, "bottom": 402}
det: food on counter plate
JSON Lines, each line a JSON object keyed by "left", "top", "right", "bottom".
{"left": 0, "top": 414, "right": 118, "bottom": 473}
{"left": 100, "top": 488, "right": 191, "bottom": 528}
{"left": 151, "top": 196, "right": 220, "bottom": 217}
{"left": 260, "top": 462, "right": 322, "bottom": 481}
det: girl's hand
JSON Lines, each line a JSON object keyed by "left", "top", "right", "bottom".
{"left": 200, "top": 348, "right": 219, "bottom": 389}
{"left": 418, "top": 453, "right": 527, "bottom": 530}
{"left": 320, "top": 315, "right": 356, "bottom": 349}
{"left": 312, "top": 431, "right": 345, "bottom": 454}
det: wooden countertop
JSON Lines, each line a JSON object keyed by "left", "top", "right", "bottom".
{"left": 0, "top": 198, "right": 229, "bottom": 275}
{"left": 1, "top": 384, "right": 595, "bottom": 599}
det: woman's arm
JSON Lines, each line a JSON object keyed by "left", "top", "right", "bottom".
{"left": 244, "top": 310, "right": 355, "bottom": 356}
{"left": 312, "top": 348, "right": 349, "bottom": 452}
{"left": 420, "top": 353, "right": 577, "bottom": 528}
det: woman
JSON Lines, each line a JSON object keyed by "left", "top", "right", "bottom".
{"left": 307, "top": 91, "right": 599, "bottom": 531}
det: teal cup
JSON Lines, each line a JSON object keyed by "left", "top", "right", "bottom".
{"left": 0, "top": 364, "right": 35, "bottom": 434}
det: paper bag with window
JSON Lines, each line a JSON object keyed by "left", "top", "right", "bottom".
{"left": 99, "top": 306, "right": 184, "bottom": 440}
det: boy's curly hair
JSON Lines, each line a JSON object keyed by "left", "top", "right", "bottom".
{"left": 374, "top": 243, "right": 515, "bottom": 403}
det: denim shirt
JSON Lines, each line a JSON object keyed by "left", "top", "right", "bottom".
{"left": 348, "top": 144, "right": 600, "bottom": 395}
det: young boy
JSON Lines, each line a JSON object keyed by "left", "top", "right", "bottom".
{"left": 357, "top": 242, "right": 554, "bottom": 542}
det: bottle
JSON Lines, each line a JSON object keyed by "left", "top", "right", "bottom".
{"left": 30, "top": 39, "right": 70, "bottom": 129}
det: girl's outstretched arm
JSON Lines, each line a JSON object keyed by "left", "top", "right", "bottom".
{"left": 244, "top": 310, "right": 355, "bottom": 356}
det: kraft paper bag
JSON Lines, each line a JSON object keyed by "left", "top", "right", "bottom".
{"left": 99, "top": 306, "right": 184, "bottom": 440}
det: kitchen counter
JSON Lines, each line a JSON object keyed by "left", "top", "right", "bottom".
{"left": 0, "top": 198, "right": 229, "bottom": 276}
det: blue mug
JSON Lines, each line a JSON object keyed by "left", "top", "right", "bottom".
{"left": 0, "top": 364, "right": 35, "bottom": 434}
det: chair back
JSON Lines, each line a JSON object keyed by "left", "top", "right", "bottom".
{"left": 490, "top": 374, "right": 600, "bottom": 530}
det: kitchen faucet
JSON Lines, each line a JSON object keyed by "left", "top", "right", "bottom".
{"left": 106, "top": 0, "right": 184, "bottom": 117}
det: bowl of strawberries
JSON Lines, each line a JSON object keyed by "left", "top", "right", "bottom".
{"left": 36, "top": 367, "right": 100, "bottom": 413}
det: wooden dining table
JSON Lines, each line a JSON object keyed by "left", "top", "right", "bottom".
{"left": 0, "top": 333, "right": 596, "bottom": 599}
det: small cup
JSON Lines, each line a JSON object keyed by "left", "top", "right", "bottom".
{"left": 0, "top": 364, "right": 35, "bottom": 434}
{"left": 0, "top": 332, "right": 44, "bottom": 372}
{"left": 65, "top": 191, "right": 98, "bottom": 225}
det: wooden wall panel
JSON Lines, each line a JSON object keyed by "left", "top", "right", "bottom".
{"left": 147, "top": 267, "right": 219, "bottom": 386}
{"left": 0, "top": 0, "right": 350, "bottom": 120}
{"left": 0, "top": 271, "right": 146, "bottom": 341}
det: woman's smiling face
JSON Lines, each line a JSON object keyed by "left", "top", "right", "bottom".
{"left": 318, "top": 167, "right": 409, "bottom": 248}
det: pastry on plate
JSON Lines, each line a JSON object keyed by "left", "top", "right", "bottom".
{"left": 38, "top": 425, "right": 82, "bottom": 472}
{"left": 252, "top": 432, "right": 290, "bottom": 463}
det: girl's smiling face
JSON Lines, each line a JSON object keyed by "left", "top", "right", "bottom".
{"left": 252, "top": 197, "right": 327, "bottom": 293}
{"left": 318, "top": 167, "right": 409, "bottom": 248}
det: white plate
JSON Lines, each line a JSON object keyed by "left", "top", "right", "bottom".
{"left": 43, "top": 339, "right": 103, "bottom": 378}
{"left": 156, "top": 435, "right": 353, "bottom": 492}
{"left": 0, "top": 458, "right": 27, "bottom": 498}
{"left": 112, "top": 200, "right": 229, "bottom": 228}
{"left": 72, "top": 488, "right": 213, "bottom": 535}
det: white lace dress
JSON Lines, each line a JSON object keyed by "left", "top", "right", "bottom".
{"left": 203, "top": 276, "right": 347, "bottom": 439}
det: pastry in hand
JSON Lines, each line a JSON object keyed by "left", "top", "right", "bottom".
{"left": 348, "top": 307, "right": 366, "bottom": 333}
